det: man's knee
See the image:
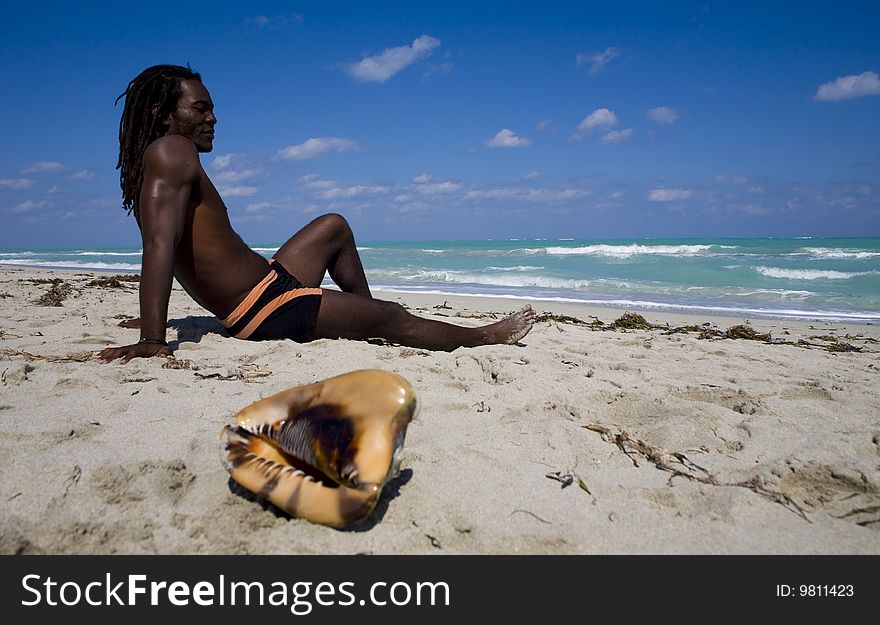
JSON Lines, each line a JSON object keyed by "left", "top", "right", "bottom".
{"left": 374, "top": 299, "right": 409, "bottom": 328}
{"left": 313, "top": 213, "right": 352, "bottom": 240}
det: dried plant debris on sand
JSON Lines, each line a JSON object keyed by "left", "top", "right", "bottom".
{"left": 32, "top": 279, "right": 73, "bottom": 306}
{"left": 87, "top": 275, "right": 139, "bottom": 289}
{"left": 536, "top": 312, "right": 604, "bottom": 327}
{"left": 1, "top": 348, "right": 92, "bottom": 362}
{"left": 582, "top": 423, "right": 809, "bottom": 520}
{"left": 725, "top": 324, "right": 771, "bottom": 341}
{"left": 610, "top": 312, "right": 656, "bottom": 330}
{"left": 162, "top": 356, "right": 194, "bottom": 370}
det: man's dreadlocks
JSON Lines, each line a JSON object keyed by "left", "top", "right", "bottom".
{"left": 116, "top": 64, "right": 201, "bottom": 215}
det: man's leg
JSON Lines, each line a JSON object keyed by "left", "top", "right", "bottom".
{"left": 314, "top": 290, "right": 536, "bottom": 351}
{"left": 273, "top": 214, "right": 372, "bottom": 297}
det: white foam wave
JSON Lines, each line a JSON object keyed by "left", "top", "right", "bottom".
{"left": 366, "top": 286, "right": 880, "bottom": 322}
{"left": 420, "top": 249, "right": 446, "bottom": 254}
{"left": 251, "top": 247, "right": 279, "bottom": 253}
{"left": 800, "top": 247, "right": 880, "bottom": 260}
{"left": 484, "top": 265, "right": 544, "bottom": 272}
{"left": 67, "top": 251, "right": 142, "bottom": 257}
{"left": 0, "top": 260, "right": 141, "bottom": 270}
{"left": 380, "top": 269, "right": 597, "bottom": 290}
{"left": 755, "top": 266, "right": 879, "bottom": 280}
{"left": 544, "top": 244, "right": 712, "bottom": 258}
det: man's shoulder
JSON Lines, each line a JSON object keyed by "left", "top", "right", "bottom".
{"left": 143, "top": 136, "right": 201, "bottom": 181}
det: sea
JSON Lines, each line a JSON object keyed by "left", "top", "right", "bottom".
{"left": 2, "top": 237, "right": 879, "bottom": 323}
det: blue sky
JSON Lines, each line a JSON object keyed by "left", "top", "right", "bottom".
{"left": 1, "top": 1, "right": 878, "bottom": 248}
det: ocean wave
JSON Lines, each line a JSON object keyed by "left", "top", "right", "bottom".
{"left": 375, "top": 269, "right": 598, "bottom": 290}
{"left": 420, "top": 249, "right": 446, "bottom": 254}
{"left": 251, "top": 247, "right": 279, "bottom": 253}
{"left": 366, "top": 286, "right": 880, "bottom": 322}
{"left": 755, "top": 266, "right": 879, "bottom": 280}
{"left": 543, "top": 244, "right": 713, "bottom": 258}
{"left": 0, "top": 260, "right": 141, "bottom": 270}
{"left": 799, "top": 247, "right": 880, "bottom": 260}
{"left": 67, "top": 251, "right": 142, "bottom": 257}
{"left": 484, "top": 265, "right": 544, "bottom": 272}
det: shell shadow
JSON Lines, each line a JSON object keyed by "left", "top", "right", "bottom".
{"left": 225, "top": 468, "right": 414, "bottom": 532}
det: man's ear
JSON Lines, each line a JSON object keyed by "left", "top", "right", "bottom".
{"left": 152, "top": 105, "right": 173, "bottom": 128}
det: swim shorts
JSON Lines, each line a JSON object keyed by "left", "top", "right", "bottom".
{"left": 219, "top": 259, "right": 322, "bottom": 342}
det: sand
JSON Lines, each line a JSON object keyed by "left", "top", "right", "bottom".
{"left": 0, "top": 265, "right": 878, "bottom": 554}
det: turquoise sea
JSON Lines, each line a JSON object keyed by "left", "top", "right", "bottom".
{"left": 2, "top": 238, "right": 879, "bottom": 322}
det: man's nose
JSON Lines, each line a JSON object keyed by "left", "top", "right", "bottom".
{"left": 206, "top": 111, "right": 217, "bottom": 124}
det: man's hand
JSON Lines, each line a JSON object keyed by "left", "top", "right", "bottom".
{"left": 98, "top": 342, "right": 173, "bottom": 364}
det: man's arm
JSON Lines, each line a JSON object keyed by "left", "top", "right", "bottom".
{"left": 99, "top": 136, "right": 200, "bottom": 363}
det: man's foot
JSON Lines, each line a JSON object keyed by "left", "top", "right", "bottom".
{"left": 486, "top": 305, "right": 536, "bottom": 345}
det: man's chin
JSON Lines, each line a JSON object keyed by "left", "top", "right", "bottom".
{"left": 197, "top": 142, "right": 214, "bottom": 153}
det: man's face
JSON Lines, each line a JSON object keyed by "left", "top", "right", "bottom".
{"left": 163, "top": 79, "right": 216, "bottom": 152}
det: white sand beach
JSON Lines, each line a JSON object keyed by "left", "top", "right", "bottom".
{"left": 1, "top": 266, "right": 878, "bottom": 554}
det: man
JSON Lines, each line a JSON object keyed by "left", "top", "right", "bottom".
{"left": 99, "top": 65, "right": 535, "bottom": 363}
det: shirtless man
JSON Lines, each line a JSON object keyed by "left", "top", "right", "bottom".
{"left": 99, "top": 65, "right": 535, "bottom": 363}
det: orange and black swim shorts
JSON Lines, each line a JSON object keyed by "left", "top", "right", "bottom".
{"left": 219, "top": 259, "right": 322, "bottom": 342}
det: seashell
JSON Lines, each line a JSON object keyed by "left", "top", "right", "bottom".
{"left": 221, "top": 370, "right": 417, "bottom": 528}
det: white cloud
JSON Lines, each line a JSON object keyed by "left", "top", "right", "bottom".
{"left": 220, "top": 186, "right": 259, "bottom": 197}
{"left": 212, "top": 154, "right": 235, "bottom": 169}
{"left": 422, "top": 61, "right": 455, "bottom": 80}
{"left": 815, "top": 71, "right": 880, "bottom": 101}
{"left": 714, "top": 175, "right": 748, "bottom": 184}
{"left": 414, "top": 179, "right": 462, "bottom": 194}
{"left": 646, "top": 106, "right": 679, "bottom": 125}
{"left": 21, "top": 161, "right": 64, "bottom": 174}
{"left": 215, "top": 169, "right": 259, "bottom": 184}
{"left": 245, "top": 202, "right": 271, "bottom": 213}
{"left": 69, "top": 170, "right": 95, "bottom": 181}
{"left": 345, "top": 35, "right": 440, "bottom": 83}
{"left": 9, "top": 200, "right": 49, "bottom": 213}
{"left": 299, "top": 174, "right": 337, "bottom": 190}
{"left": 319, "top": 185, "right": 391, "bottom": 199}
{"left": 413, "top": 174, "right": 432, "bottom": 184}
{"left": 524, "top": 171, "right": 541, "bottom": 180}
{"left": 465, "top": 187, "right": 588, "bottom": 201}
{"left": 0, "top": 178, "right": 35, "bottom": 189}
{"left": 572, "top": 108, "right": 617, "bottom": 140}
{"left": 601, "top": 129, "right": 633, "bottom": 144}
{"left": 536, "top": 119, "right": 555, "bottom": 133}
{"left": 576, "top": 47, "right": 620, "bottom": 75}
{"left": 277, "top": 137, "right": 359, "bottom": 161}
{"left": 485, "top": 128, "right": 532, "bottom": 148}
{"left": 648, "top": 188, "right": 695, "bottom": 202}
{"left": 248, "top": 13, "right": 303, "bottom": 28}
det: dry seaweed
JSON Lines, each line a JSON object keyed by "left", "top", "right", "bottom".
{"left": 33, "top": 279, "right": 73, "bottom": 306}
{"left": 610, "top": 312, "right": 655, "bottom": 330}
{"left": 725, "top": 324, "right": 770, "bottom": 341}
{"left": 193, "top": 363, "right": 272, "bottom": 382}
{"left": 87, "top": 276, "right": 128, "bottom": 289}
{"left": 582, "top": 423, "right": 809, "bottom": 521}
{"left": 1, "top": 348, "right": 92, "bottom": 362}
{"left": 826, "top": 342, "right": 862, "bottom": 353}
{"left": 162, "top": 356, "right": 194, "bottom": 370}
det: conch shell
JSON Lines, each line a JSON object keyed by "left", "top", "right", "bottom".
{"left": 221, "top": 370, "right": 417, "bottom": 528}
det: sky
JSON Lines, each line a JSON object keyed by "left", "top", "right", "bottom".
{"left": 1, "top": 1, "right": 878, "bottom": 248}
